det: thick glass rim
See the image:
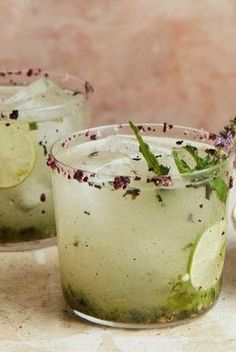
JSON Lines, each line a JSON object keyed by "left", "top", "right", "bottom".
{"left": 48, "top": 123, "right": 232, "bottom": 186}
{"left": 0, "top": 68, "right": 94, "bottom": 116}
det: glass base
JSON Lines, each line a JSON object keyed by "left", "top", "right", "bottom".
{"left": 72, "top": 308, "right": 205, "bottom": 329}
{"left": 0, "top": 236, "right": 57, "bottom": 252}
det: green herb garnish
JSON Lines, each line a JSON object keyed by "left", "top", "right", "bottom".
{"left": 129, "top": 121, "right": 169, "bottom": 176}
{"left": 173, "top": 145, "right": 228, "bottom": 203}
{"left": 173, "top": 145, "right": 220, "bottom": 173}
{"left": 184, "top": 145, "right": 219, "bottom": 170}
{"left": 209, "top": 177, "right": 228, "bottom": 203}
{"left": 29, "top": 122, "right": 38, "bottom": 131}
{"left": 172, "top": 150, "right": 191, "bottom": 174}
{"left": 0, "top": 226, "right": 44, "bottom": 243}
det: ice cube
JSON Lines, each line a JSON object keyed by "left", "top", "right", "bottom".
{"left": 63, "top": 148, "right": 135, "bottom": 176}
{"left": 106, "top": 134, "right": 172, "bottom": 158}
{"left": 3, "top": 78, "right": 58, "bottom": 104}
{"left": 0, "top": 78, "right": 81, "bottom": 122}
{"left": 0, "top": 85, "right": 21, "bottom": 101}
{"left": 3, "top": 177, "right": 51, "bottom": 212}
{"left": 96, "top": 153, "right": 135, "bottom": 177}
{"left": 108, "top": 135, "right": 178, "bottom": 175}
{"left": 60, "top": 134, "right": 184, "bottom": 181}
{"left": 107, "top": 134, "right": 140, "bottom": 154}
{"left": 58, "top": 135, "right": 137, "bottom": 178}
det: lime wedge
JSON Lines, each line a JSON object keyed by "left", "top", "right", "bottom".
{"left": 187, "top": 220, "right": 226, "bottom": 291}
{"left": 0, "top": 123, "right": 36, "bottom": 188}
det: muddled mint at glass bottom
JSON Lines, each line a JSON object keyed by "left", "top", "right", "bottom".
{"left": 0, "top": 226, "right": 52, "bottom": 243}
{"left": 63, "top": 280, "right": 221, "bottom": 324}
{"left": 50, "top": 124, "right": 231, "bottom": 326}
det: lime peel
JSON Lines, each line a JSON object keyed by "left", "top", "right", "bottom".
{"left": 187, "top": 220, "right": 226, "bottom": 291}
{"left": 0, "top": 123, "right": 36, "bottom": 188}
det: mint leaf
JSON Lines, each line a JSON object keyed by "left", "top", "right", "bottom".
{"left": 172, "top": 150, "right": 191, "bottom": 174}
{"left": 183, "top": 145, "right": 200, "bottom": 165}
{"left": 184, "top": 145, "right": 219, "bottom": 170}
{"left": 173, "top": 145, "right": 219, "bottom": 174}
{"left": 173, "top": 144, "right": 228, "bottom": 203}
{"left": 208, "top": 177, "right": 228, "bottom": 203}
{"left": 129, "top": 121, "right": 170, "bottom": 176}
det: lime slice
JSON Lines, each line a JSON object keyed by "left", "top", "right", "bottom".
{"left": 187, "top": 220, "right": 226, "bottom": 291}
{"left": 0, "top": 123, "right": 36, "bottom": 188}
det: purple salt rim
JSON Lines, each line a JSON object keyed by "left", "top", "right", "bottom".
{"left": 209, "top": 120, "right": 236, "bottom": 152}
{"left": 47, "top": 123, "right": 232, "bottom": 190}
{"left": 0, "top": 69, "right": 94, "bottom": 116}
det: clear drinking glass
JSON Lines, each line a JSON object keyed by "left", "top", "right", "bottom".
{"left": 0, "top": 69, "right": 93, "bottom": 251}
{"left": 49, "top": 123, "right": 233, "bottom": 328}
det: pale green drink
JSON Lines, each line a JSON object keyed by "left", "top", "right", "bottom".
{"left": 49, "top": 123, "right": 232, "bottom": 327}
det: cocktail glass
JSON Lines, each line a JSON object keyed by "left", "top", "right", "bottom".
{"left": 48, "top": 123, "right": 232, "bottom": 328}
{"left": 0, "top": 69, "right": 93, "bottom": 251}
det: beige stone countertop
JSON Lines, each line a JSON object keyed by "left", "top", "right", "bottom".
{"left": 1, "top": 201, "right": 236, "bottom": 352}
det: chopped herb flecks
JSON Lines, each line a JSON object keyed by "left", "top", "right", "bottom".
{"left": 94, "top": 184, "right": 102, "bottom": 190}
{"left": 39, "top": 141, "right": 48, "bottom": 156}
{"left": 187, "top": 213, "right": 194, "bottom": 223}
{"left": 29, "top": 122, "right": 38, "bottom": 130}
{"left": 88, "top": 151, "right": 99, "bottom": 158}
{"left": 9, "top": 110, "right": 19, "bottom": 120}
{"left": 123, "top": 188, "right": 141, "bottom": 200}
{"left": 40, "top": 193, "right": 46, "bottom": 202}
{"left": 183, "top": 242, "right": 194, "bottom": 251}
{"left": 229, "top": 176, "right": 233, "bottom": 189}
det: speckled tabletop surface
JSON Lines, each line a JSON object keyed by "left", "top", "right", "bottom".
{"left": 1, "top": 198, "right": 236, "bottom": 352}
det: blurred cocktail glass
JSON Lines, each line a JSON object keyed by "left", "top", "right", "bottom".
{"left": 0, "top": 69, "right": 93, "bottom": 251}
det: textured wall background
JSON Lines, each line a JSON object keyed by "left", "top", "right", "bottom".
{"left": 0, "top": 0, "right": 236, "bottom": 131}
